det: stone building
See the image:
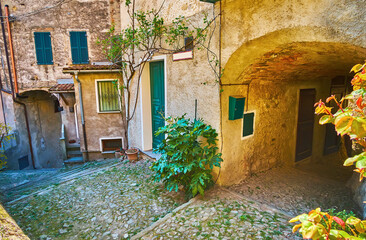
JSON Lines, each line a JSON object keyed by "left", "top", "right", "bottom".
{"left": 116, "top": 0, "right": 366, "bottom": 186}
{"left": 2, "top": 0, "right": 366, "bottom": 195}
{"left": 0, "top": 0, "right": 120, "bottom": 169}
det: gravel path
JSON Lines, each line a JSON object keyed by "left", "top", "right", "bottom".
{"left": 228, "top": 165, "right": 359, "bottom": 217}
{"left": 3, "top": 160, "right": 185, "bottom": 240}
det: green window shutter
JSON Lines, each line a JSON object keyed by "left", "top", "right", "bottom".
{"left": 34, "top": 32, "right": 53, "bottom": 65}
{"left": 243, "top": 112, "right": 255, "bottom": 137}
{"left": 97, "top": 81, "right": 119, "bottom": 112}
{"left": 70, "top": 31, "right": 89, "bottom": 64}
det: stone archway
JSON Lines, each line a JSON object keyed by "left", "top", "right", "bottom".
{"left": 13, "top": 90, "right": 64, "bottom": 169}
{"left": 218, "top": 32, "right": 366, "bottom": 186}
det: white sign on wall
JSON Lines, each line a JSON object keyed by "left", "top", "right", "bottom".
{"left": 173, "top": 51, "right": 193, "bottom": 61}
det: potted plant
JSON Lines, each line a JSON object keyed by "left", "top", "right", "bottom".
{"left": 114, "top": 148, "right": 124, "bottom": 159}
{"left": 125, "top": 148, "right": 139, "bottom": 162}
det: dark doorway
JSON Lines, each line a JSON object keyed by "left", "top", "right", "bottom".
{"left": 295, "top": 89, "right": 316, "bottom": 162}
{"left": 323, "top": 92, "right": 343, "bottom": 155}
{"left": 324, "top": 76, "right": 348, "bottom": 156}
{"left": 150, "top": 61, "right": 165, "bottom": 149}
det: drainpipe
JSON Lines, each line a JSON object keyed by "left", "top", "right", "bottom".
{"left": 0, "top": 3, "right": 35, "bottom": 168}
{"left": 74, "top": 71, "right": 88, "bottom": 162}
{"left": 5, "top": 5, "right": 18, "bottom": 94}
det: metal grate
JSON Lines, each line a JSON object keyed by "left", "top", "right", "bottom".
{"left": 18, "top": 155, "right": 29, "bottom": 170}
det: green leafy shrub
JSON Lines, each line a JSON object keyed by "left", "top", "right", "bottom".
{"left": 327, "top": 209, "right": 357, "bottom": 233}
{"left": 150, "top": 115, "right": 223, "bottom": 199}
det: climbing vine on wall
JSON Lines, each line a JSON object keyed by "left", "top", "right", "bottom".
{"left": 98, "top": 0, "right": 220, "bottom": 149}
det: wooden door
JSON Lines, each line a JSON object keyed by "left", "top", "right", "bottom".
{"left": 295, "top": 89, "right": 316, "bottom": 162}
{"left": 150, "top": 61, "right": 165, "bottom": 148}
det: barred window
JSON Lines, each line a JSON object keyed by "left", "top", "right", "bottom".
{"left": 97, "top": 80, "right": 120, "bottom": 112}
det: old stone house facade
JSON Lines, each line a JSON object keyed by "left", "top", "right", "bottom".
{"left": 2, "top": 0, "right": 366, "bottom": 194}
{"left": 0, "top": 0, "right": 121, "bottom": 169}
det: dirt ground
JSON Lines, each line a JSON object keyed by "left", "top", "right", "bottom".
{"left": 229, "top": 161, "right": 359, "bottom": 217}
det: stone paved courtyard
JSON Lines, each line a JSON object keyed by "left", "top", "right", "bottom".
{"left": 136, "top": 187, "right": 298, "bottom": 239}
{"left": 2, "top": 159, "right": 185, "bottom": 239}
{"left": 1, "top": 158, "right": 357, "bottom": 239}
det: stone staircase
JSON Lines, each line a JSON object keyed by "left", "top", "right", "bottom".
{"left": 64, "top": 143, "right": 84, "bottom": 164}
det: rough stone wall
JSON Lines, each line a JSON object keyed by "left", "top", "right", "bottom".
{"left": 220, "top": 0, "right": 366, "bottom": 68}
{"left": 3, "top": 0, "right": 118, "bottom": 90}
{"left": 73, "top": 72, "right": 124, "bottom": 160}
{"left": 0, "top": 203, "right": 29, "bottom": 240}
{"left": 0, "top": 0, "right": 120, "bottom": 169}
{"left": 120, "top": 0, "right": 366, "bottom": 186}
{"left": 219, "top": 41, "right": 366, "bottom": 185}
{"left": 217, "top": 0, "right": 366, "bottom": 185}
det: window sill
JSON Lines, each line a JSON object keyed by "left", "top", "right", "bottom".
{"left": 101, "top": 151, "right": 116, "bottom": 154}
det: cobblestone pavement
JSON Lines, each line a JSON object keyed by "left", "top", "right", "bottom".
{"left": 4, "top": 159, "right": 348, "bottom": 239}
{"left": 3, "top": 159, "right": 185, "bottom": 240}
{"left": 228, "top": 166, "right": 359, "bottom": 217}
{"left": 138, "top": 187, "right": 300, "bottom": 239}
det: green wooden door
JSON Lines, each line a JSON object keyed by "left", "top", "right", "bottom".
{"left": 150, "top": 61, "right": 165, "bottom": 148}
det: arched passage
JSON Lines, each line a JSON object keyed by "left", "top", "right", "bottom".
{"left": 218, "top": 32, "right": 366, "bottom": 186}
{"left": 6, "top": 90, "right": 64, "bottom": 169}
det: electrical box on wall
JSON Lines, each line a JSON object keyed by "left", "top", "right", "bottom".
{"left": 229, "top": 96, "right": 245, "bottom": 120}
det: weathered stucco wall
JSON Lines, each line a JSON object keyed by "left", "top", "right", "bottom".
{"left": 3, "top": 91, "right": 63, "bottom": 169}
{"left": 1, "top": 0, "right": 120, "bottom": 168}
{"left": 219, "top": 41, "right": 366, "bottom": 185}
{"left": 216, "top": 0, "right": 366, "bottom": 185}
{"left": 4, "top": 0, "right": 118, "bottom": 91}
{"left": 119, "top": 0, "right": 366, "bottom": 186}
{"left": 73, "top": 72, "right": 123, "bottom": 160}
{"left": 220, "top": 0, "right": 366, "bottom": 68}
{"left": 119, "top": 0, "right": 221, "bottom": 151}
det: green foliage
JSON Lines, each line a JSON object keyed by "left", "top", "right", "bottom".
{"left": 98, "top": 1, "right": 220, "bottom": 148}
{"left": 290, "top": 208, "right": 366, "bottom": 240}
{"left": 291, "top": 62, "right": 366, "bottom": 239}
{"left": 150, "top": 115, "right": 223, "bottom": 199}
{"left": 314, "top": 62, "right": 366, "bottom": 180}
{"left": 0, "top": 123, "right": 13, "bottom": 170}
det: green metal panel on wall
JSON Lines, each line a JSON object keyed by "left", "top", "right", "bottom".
{"left": 243, "top": 112, "right": 254, "bottom": 137}
{"left": 229, "top": 96, "right": 245, "bottom": 120}
{"left": 150, "top": 61, "right": 165, "bottom": 148}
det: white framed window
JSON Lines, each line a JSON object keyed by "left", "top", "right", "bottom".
{"left": 100, "top": 137, "right": 123, "bottom": 153}
{"left": 95, "top": 79, "right": 120, "bottom": 113}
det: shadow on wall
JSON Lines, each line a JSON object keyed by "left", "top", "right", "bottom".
{"left": 5, "top": 90, "right": 64, "bottom": 170}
